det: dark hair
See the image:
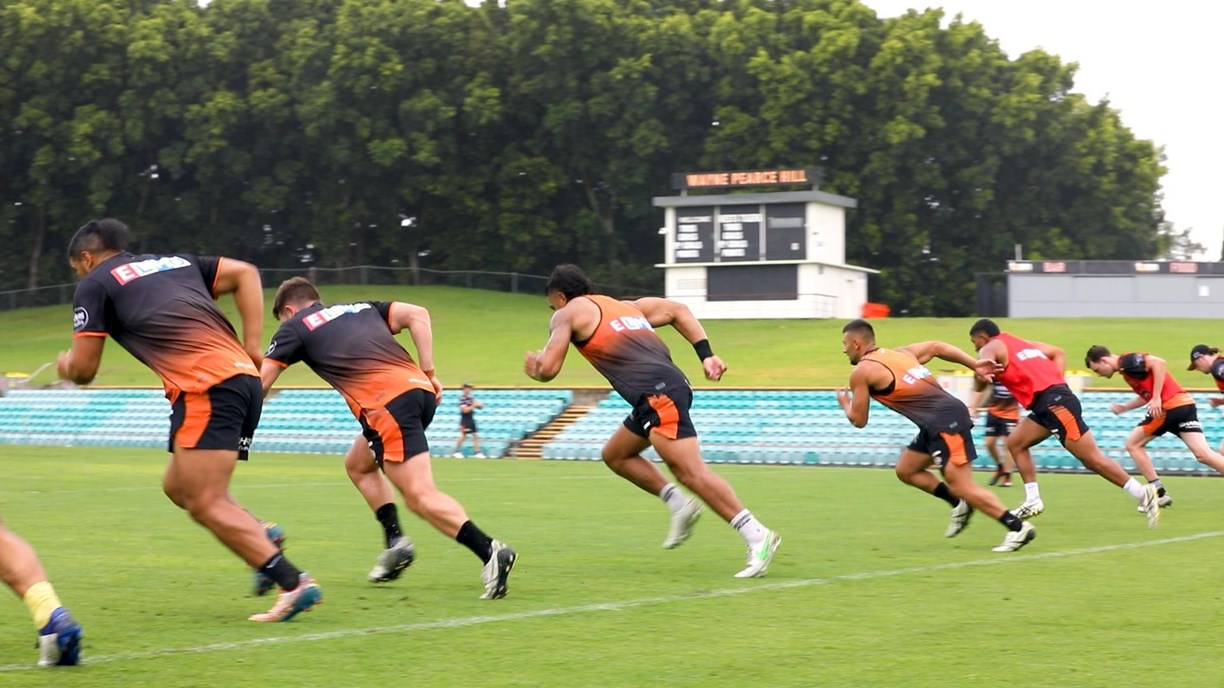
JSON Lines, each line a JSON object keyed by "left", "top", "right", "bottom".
{"left": 273, "top": 276, "right": 321, "bottom": 319}
{"left": 1085, "top": 344, "right": 1111, "bottom": 366}
{"left": 842, "top": 319, "right": 875, "bottom": 340}
{"left": 67, "top": 218, "right": 130, "bottom": 258}
{"left": 545, "top": 263, "right": 595, "bottom": 299}
{"left": 969, "top": 318, "right": 1000, "bottom": 338}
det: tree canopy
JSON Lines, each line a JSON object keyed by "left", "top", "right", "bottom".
{"left": 0, "top": 0, "right": 1166, "bottom": 314}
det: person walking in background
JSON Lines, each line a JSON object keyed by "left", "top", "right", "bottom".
{"left": 452, "top": 383, "right": 486, "bottom": 458}
{"left": 0, "top": 520, "right": 82, "bottom": 666}
{"left": 969, "top": 319, "right": 1161, "bottom": 526}
{"left": 968, "top": 381, "right": 1018, "bottom": 487}
{"left": 1086, "top": 345, "right": 1224, "bottom": 493}
{"left": 1186, "top": 344, "right": 1224, "bottom": 453}
{"left": 524, "top": 263, "right": 781, "bottom": 578}
{"left": 57, "top": 218, "right": 322, "bottom": 623}
{"left": 261, "top": 277, "right": 517, "bottom": 599}
{"left": 837, "top": 320, "right": 1035, "bottom": 552}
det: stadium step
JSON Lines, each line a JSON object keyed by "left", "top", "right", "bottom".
{"left": 509, "top": 405, "right": 595, "bottom": 459}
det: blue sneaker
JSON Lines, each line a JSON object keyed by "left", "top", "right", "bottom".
{"left": 253, "top": 521, "right": 287, "bottom": 597}
{"left": 248, "top": 574, "right": 323, "bottom": 622}
{"left": 37, "top": 607, "right": 82, "bottom": 667}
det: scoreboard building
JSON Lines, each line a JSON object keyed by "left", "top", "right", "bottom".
{"left": 653, "top": 167, "right": 877, "bottom": 319}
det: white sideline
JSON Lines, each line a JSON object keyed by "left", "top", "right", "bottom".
{"left": 2, "top": 529, "right": 1219, "bottom": 672}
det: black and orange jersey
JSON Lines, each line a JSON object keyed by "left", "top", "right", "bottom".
{"left": 265, "top": 301, "right": 433, "bottom": 415}
{"left": 1118, "top": 352, "right": 1195, "bottom": 409}
{"left": 861, "top": 348, "right": 970, "bottom": 432}
{"left": 993, "top": 332, "right": 1065, "bottom": 408}
{"left": 71, "top": 252, "right": 257, "bottom": 400}
{"left": 573, "top": 295, "right": 688, "bottom": 401}
{"left": 1210, "top": 359, "right": 1224, "bottom": 392}
{"left": 987, "top": 381, "right": 1020, "bottom": 420}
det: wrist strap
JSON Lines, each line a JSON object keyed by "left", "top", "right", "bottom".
{"left": 693, "top": 339, "right": 714, "bottom": 362}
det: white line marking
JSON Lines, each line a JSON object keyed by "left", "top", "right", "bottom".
{"left": 2, "top": 530, "right": 1218, "bottom": 672}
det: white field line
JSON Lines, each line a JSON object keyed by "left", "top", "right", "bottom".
{"left": 2, "top": 530, "right": 1219, "bottom": 673}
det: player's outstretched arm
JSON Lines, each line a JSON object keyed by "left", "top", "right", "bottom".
{"left": 632, "top": 296, "right": 726, "bottom": 380}
{"left": 389, "top": 302, "right": 441, "bottom": 401}
{"left": 214, "top": 258, "right": 264, "bottom": 367}
{"left": 899, "top": 340, "right": 978, "bottom": 370}
{"left": 1030, "top": 339, "right": 1067, "bottom": 374}
{"left": 837, "top": 366, "right": 873, "bottom": 428}
{"left": 526, "top": 309, "right": 573, "bottom": 383}
{"left": 58, "top": 336, "right": 105, "bottom": 385}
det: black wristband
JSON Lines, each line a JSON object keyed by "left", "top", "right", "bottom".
{"left": 693, "top": 339, "right": 714, "bottom": 361}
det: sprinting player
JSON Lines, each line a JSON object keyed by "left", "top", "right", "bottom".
{"left": 524, "top": 264, "right": 781, "bottom": 578}
{"left": 1087, "top": 345, "right": 1224, "bottom": 488}
{"left": 837, "top": 320, "right": 1035, "bottom": 552}
{"left": 452, "top": 383, "right": 486, "bottom": 458}
{"left": 969, "top": 319, "right": 1161, "bottom": 526}
{"left": 58, "top": 218, "right": 321, "bottom": 623}
{"left": 261, "top": 277, "right": 517, "bottom": 599}
{"left": 969, "top": 381, "right": 1018, "bottom": 486}
{"left": 1186, "top": 345, "right": 1224, "bottom": 451}
{"left": 0, "top": 521, "right": 82, "bottom": 666}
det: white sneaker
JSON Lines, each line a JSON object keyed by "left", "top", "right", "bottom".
{"left": 944, "top": 499, "right": 974, "bottom": 538}
{"left": 480, "top": 540, "right": 517, "bottom": 599}
{"left": 1136, "top": 493, "right": 1173, "bottom": 512}
{"left": 368, "top": 536, "right": 416, "bottom": 583}
{"left": 451, "top": 452, "right": 464, "bottom": 458}
{"left": 1013, "top": 498, "right": 1045, "bottom": 520}
{"left": 991, "top": 521, "right": 1036, "bottom": 552}
{"left": 1138, "top": 484, "right": 1161, "bottom": 528}
{"left": 662, "top": 499, "right": 704, "bottom": 549}
{"left": 734, "top": 530, "right": 782, "bottom": 578}
{"left": 473, "top": 452, "right": 487, "bottom": 458}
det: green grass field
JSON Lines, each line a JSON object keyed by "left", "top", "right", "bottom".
{"left": 2, "top": 448, "right": 1223, "bottom": 686}
{"left": 0, "top": 285, "right": 1215, "bottom": 389}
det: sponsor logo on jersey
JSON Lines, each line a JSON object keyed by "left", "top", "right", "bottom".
{"left": 73, "top": 307, "right": 89, "bottom": 331}
{"left": 1014, "top": 348, "right": 1049, "bottom": 362}
{"left": 901, "top": 364, "right": 932, "bottom": 385}
{"left": 110, "top": 256, "right": 192, "bottom": 285}
{"left": 303, "top": 303, "right": 373, "bottom": 330}
{"left": 608, "top": 315, "right": 654, "bottom": 333}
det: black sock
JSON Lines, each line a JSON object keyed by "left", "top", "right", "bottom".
{"left": 259, "top": 553, "right": 303, "bottom": 591}
{"left": 998, "top": 511, "right": 1024, "bottom": 532}
{"left": 932, "top": 483, "right": 960, "bottom": 508}
{"left": 375, "top": 503, "right": 403, "bottom": 548}
{"left": 456, "top": 520, "right": 494, "bottom": 564}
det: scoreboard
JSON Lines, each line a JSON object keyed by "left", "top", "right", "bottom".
{"left": 653, "top": 167, "right": 876, "bottom": 319}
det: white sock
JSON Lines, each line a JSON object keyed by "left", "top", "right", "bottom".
{"left": 1122, "top": 478, "right": 1146, "bottom": 500}
{"left": 1024, "top": 482, "right": 1041, "bottom": 502}
{"left": 659, "top": 483, "right": 689, "bottom": 514}
{"left": 730, "top": 509, "right": 768, "bottom": 547}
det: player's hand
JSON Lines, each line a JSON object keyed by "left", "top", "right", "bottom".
{"left": 1147, "top": 398, "right": 1165, "bottom": 418}
{"left": 243, "top": 340, "right": 263, "bottom": 369}
{"left": 56, "top": 351, "right": 72, "bottom": 380}
{"left": 972, "top": 358, "right": 1002, "bottom": 382}
{"left": 1110, "top": 403, "right": 1126, "bottom": 415}
{"left": 835, "top": 388, "right": 851, "bottom": 411}
{"left": 427, "top": 372, "right": 443, "bottom": 404}
{"left": 523, "top": 350, "right": 541, "bottom": 381}
{"left": 702, "top": 355, "right": 727, "bottom": 381}
{"left": 1210, "top": 397, "right": 1224, "bottom": 408}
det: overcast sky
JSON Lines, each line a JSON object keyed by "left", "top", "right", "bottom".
{"left": 864, "top": 0, "right": 1224, "bottom": 259}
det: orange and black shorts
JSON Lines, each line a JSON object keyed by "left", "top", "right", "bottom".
{"left": 984, "top": 409, "right": 1019, "bottom": 437}
{"left": 169, "top": 374, "right": 262, "bottom": 460}
{"left": 360, "top": 388, "right": 436, "bottom": 464}
{"left": 624, "top": 386, "right": 697, "bottom": 441}
{"left": 1027, "top": 384, "right": 1090, "bottom": 446}
{"left": 1137, "top": 404, "right": 1202, "bottom": 438}
{"left": 908, "top": 425, "right": 977, "bottom": 468}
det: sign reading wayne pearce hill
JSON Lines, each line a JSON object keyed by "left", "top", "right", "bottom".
{"left": 671, "top": 167, "right": 821, "bottom": 190}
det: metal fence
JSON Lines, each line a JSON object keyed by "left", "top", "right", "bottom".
{"left": 0, "top": 267, "right": 658, "bottom": 312}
